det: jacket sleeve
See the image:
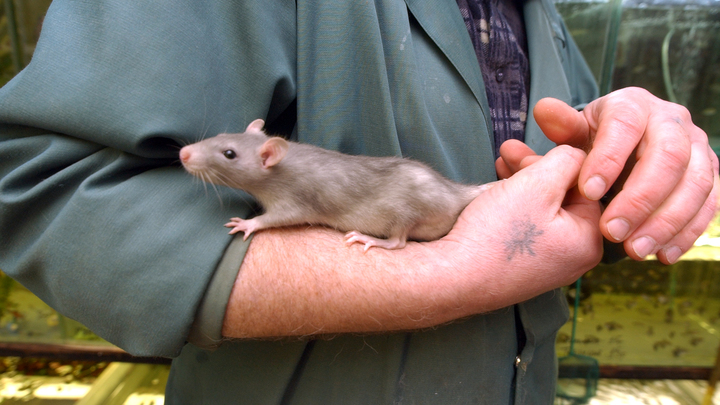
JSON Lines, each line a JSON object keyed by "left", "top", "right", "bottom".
{"left": 0, "top": 0, "right": 296, "bottom": 357}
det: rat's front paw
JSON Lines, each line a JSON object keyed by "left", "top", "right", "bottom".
{"left": 225, "top": 217, "right": 259, "bottom": 240}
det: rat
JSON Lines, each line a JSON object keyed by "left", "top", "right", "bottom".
{"left": 179, "top": 119, "right": 494, "bottom": 251}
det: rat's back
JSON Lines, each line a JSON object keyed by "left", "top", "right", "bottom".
{"left": 274, "top": 145, "right": 482, "bottom": 242}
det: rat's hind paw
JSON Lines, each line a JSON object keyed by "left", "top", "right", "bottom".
{"left": 225, "top": 217, "right": 259, "bottom": 240}
{"left": 344, "top": 231, "right": 407, "bottom": 251}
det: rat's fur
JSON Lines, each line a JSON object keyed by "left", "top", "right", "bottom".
{"left": 180, "top": 119, "right": 491, "bottom": 250}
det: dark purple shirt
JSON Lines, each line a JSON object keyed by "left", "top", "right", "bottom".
{"left": 456, "top": 0, "right": 531, "bottom": 158}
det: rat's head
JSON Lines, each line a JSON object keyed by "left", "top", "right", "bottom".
{"left": 179, "top": 119, "right": 289, "bottom": 190}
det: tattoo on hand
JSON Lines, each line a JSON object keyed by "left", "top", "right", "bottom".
{"left": 504, "top": 219, "right": 544, "bottom": 261}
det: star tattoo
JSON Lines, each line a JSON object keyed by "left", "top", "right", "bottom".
{"left": 504, "top": 219, "right": 544, "bottom": 261}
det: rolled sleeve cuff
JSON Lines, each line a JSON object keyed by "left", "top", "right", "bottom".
{"left": 187, "top": 234, "right": 252, "bottom": 350}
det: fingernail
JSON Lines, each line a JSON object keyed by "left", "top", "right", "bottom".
{"left": 632, "top": 236, "right": 657, "bottom": 259}
{"left": 584, "top": 175, "right": 607, "bottom": 201}
{"left": 663, "top": 246, "right": 682, "bottom": 264}
{"left": 606, "top": 218, "right": 630, "bottom": 241}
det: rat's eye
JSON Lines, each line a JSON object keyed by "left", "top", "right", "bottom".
{"left": 222, "top": 150, "right": 237, "bottom": 159}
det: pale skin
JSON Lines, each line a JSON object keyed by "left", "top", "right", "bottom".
{"left": 497, "top": 88, "right": 720, "bottom": 265}
{"left": 222, "top": 88, "right": 719, "bottom": 339}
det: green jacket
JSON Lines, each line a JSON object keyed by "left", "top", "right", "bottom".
{"left": 0, "top": 0, "right": 597, "bottom": 403}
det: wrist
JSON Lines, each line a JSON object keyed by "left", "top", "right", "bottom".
{"left": 411, "top": 231, "right": 519, "bottom": 320}
{"left": 381, "top": 239, "right": 480, "bottom": 328}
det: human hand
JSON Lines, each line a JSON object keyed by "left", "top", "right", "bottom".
{"left": 495, "top": 139, "right": 541, "bottom": 179}
{"left": 498, "top": 88, "right": 719, "bottom": 264}
{"left": 445, "top": 145, "right": 603, "bottom": 307}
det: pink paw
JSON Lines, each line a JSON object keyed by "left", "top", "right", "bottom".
{"left": 225, "top": 217, "right": 259, "bottom": 240}
{"left": 344, "top": 231, "right": 407, "bottom": 251}
{"left": 344, "top": 231, "right": 377, "bottom": 252}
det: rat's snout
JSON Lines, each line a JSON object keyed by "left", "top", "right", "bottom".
{"left": 179, "top": 146, "right": 202, "bottom": 173}
{"left": 179, "top": 146, "right": 192, "bottom": 163}
{"left": 179, "top": 145, "right": 210, "bottom": 177}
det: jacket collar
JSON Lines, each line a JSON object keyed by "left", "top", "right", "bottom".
{"left": 405, "top": 0, "right": 575, "bottom": 155}
{"left": 523, "top": 0, "right": 573, "bottom": 154}
{"left": 404, "top": 0, "right": 493, "bottom": 141}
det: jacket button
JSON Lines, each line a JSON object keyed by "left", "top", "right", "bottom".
{"left": 515, "top": 356, "right": 521, "bottom": 368}
{"left": 495, "top": 68, "right": 505, "bottom": 82}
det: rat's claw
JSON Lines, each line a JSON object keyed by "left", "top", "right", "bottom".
{"left": 344, "top": 232, "right": 360, "bottom": 245}
{"left": 344, "top": 231, "right": 407, "bottom": 250}
{"left": 225, "top": 218, "right": 257, "bottom": 240}
{"left": 224, "top": 218, "right": 241, "bottom": 228}
{"left": 344, "top": 231, "right": 379, "bottom": 252}
{"left": 344, "top": 231, "right": 362, "bottom": 244}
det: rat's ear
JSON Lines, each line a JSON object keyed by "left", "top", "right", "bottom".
{"left": 259, "top": 137, "right": 289, "bottom": 168}
{"left": 245, "top": 119, "right": 266, "bottom": 133}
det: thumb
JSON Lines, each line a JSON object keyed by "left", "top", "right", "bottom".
{"left": 520, "top": 146, "right": 602, "bottom": 247}
{"left": 512, "top": 144, "right": 587, "bottom": 206}
{"left": 534, "top": 98, "right": 591, "bottom": 149}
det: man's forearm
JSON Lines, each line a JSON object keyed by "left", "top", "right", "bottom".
{"left": 221, "top": 226, "right": 488, "bottom": 339}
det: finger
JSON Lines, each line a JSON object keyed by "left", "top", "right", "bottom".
{"left": 600, "top": 104, "right": 693, "bottom": 244}
{"left": 519, "top": 155, "right": 542, "bottom": 170}
{"left": 496, "top": 154, "right": 542, "bottom": 179}
{"left": 533, "top": 97, "right": 591, "bottom": 149}
{"left": 534, "top": 96, "right": 634, "bottom": 203}
{"left": 656, "top": 178, "right": 718, "bottom": 264}
{"left": 500, "top": 139, "right": 537, "bottom": 169}
{"left": 496, "top": 139, "right": 540, "bottom": 179}
{"left": 617, "top": 139, "right": 712, "bottom": 260}
{"left": 655, "top": 153, "right": 720, "bottom": 264}
{"left": 562, "top": 185, "right": 602, "bottom": 226}
{"left": 496, "top": 157, "right": 513, "bottom": 179}
{"left": 579, "top": 93, "right": 656, "bottom": 203}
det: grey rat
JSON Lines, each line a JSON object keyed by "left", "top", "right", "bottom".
{"left": 179, "top": 119, "right": 494, "bottom": 250}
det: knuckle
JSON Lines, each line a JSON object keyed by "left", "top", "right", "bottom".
{"left": 693, "top": 126, "right": 711, "bottom": 146}
{"left": 666, "top": 195, "right": 718, "bottom": 250}
{"left": 600, "top": 92, "right": 647, "bottom": 128}
{"left": 664, "top": 101, "right": 692, "bottom": 120}
{"left": 613, "top": 86, "right": 651, "bottom": 100}
{"left": 599, "top": 152, "right": 629, "bottom": 176}
{"left": 608, "top": 109, "right": 645, "bottom": 134}
{"left": 702, "top": 187, "right": 719, "bottom": 219}
{"left": 625, "top": 86, "right": 653, "bottom": 100}
{"left": 651, "top": 215, "right": 688, "bottom": 242}
{"left": 682, "top": 220, "right": 710, "bottom": 247}
{"left": 621, "top": 190, "right": 658, "bottom": 220}
{"left": 561, "top": 144, "right": 585, "bottom": 163}
{"left": 689, "top": 166, "right": 716, "bottom": 196}
{"left": 605, "top": 87, "right": 652, "bottom": 113}
{"left": 653, "top": 136, "right": 691, "bottom": 171}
